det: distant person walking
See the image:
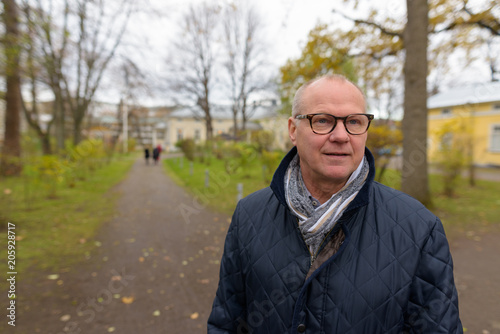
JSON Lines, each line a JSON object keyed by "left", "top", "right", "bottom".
{"left": 153, "top": 145, "right": 162, "bottom": 165}
{"left": 144, "top": 147, "right": 150, "bottom": 165}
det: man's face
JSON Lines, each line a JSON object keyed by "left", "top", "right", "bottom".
{"left": 288, "top": 79, "right": 368, "bottom": 193}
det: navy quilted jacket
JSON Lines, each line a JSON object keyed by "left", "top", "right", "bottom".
{"left": 208, "top": 147, "right": 462, "bottom": 333}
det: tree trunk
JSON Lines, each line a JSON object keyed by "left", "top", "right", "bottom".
{"left": 205, "top": 111, "right": 213, "bottom": 141}
{"left": 401, "top": 0, "right": 431, "bottom": 206}
{"left": 54, "top": 95, "right": 66, "bottom": 152}
{"left": 1, "top": 0, "right": 22, "bottom": 176}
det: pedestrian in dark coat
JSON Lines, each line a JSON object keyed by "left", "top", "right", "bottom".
{"left": 144, "top": 147, "right": 150, "bottom": 165}
{"left": 208, "top": 74, "right": 462, "bottom": 333}
{"left": 152, "top": 145, "right": 161, "bottom": 165}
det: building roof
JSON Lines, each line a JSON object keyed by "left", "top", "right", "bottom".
{"left": 428, "top": 81, "right": 500, "bottom": 109}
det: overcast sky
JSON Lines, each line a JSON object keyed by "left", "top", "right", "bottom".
{"left": 110, "top": 0, "right": 494, "bottom": 106}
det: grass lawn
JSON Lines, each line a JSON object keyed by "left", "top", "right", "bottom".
{"left": 164, "top": 155, "right": 272, "bottom": 216}
{"left": 165, "top": 155, "right": 500, "bottom": 241}
{"left": 0, "top": 153, "right": 136, "bottom": 287}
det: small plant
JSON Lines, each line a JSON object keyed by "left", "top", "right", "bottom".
{"left": 432, "top": 118, "right": 470, "bottom": 197}
{"left": 261, "top": 150, "right": 283, "bottom": 182}
{"left": 176, "top": 138, "right": 197, "bottom": 161}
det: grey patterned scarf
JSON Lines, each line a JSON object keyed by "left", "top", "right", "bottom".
{"left": 285, "top": 155, "right": 369, "bottom": 256}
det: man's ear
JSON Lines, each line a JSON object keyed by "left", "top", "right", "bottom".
{"left": 288, "top": 117, "right": 297, "bottom": 146}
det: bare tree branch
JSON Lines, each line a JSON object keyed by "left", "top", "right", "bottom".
{"left": 331, "top": 8, "right": 403, "bottom": 38}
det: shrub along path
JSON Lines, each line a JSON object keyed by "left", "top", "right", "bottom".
{"left": 3, "top": 156, "right": 499, "bottom": 333}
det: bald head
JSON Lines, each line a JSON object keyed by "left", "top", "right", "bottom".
{"left": 292, "top": 74, "right": 366, "bottom": 117}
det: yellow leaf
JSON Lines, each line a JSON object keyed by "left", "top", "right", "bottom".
{"left": 190, "top": 312, "right": 199, "bottom": 320}
{"left": 121, "top": 296, "right": 134, "bottom": 304}
{"left": 139, "top": 257, "right": 145, "bottom": 262}
{"left": 153, "top": 310, "right": 161, "bottom": 317}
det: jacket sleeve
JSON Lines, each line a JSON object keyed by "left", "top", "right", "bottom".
{"left": 207, "top": 205, "right": 246, "bottom": 333}
{"left": 404, "top": 217, "right": 463, "bottom": 333}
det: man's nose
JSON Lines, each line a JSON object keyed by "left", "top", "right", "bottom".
{"left": 328, "top": 120, "right": 350, "bottom": 142}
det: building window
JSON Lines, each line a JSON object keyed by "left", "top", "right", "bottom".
{"left": 491, "top": 125, "right": 500, "bottom": 152}
{"left": 493, "top": 103, "right": 500, "bottom": 110}
{"left": 177, "top": 129, "right": 183, "bottom": 141}
{"left": 441, "top": 108, "right": 451, "bottom": 115}
{"left": 194, "top": 129, "right": 201, "bottom": 141}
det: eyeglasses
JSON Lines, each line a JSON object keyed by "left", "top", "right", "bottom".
{"left": 295, "top": 113, "right": 374, "bottom": 135}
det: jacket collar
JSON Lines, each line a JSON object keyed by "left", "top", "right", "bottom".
{"left": 270, "top": 146, "right": 376, "bottom": 210}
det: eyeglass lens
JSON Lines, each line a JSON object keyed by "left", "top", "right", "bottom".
{"left": 311, "top": 114, "right": 370, "bottom": 134}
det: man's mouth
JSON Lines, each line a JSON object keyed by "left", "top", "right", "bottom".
{"left": 325, "top": 153, "right": 349, "bottom": 156}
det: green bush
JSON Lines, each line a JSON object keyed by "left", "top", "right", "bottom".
{"left": 261, "top": 150, "right": 283, "bottom": 182}
{"left": 176, "top": 138, "right": 197, "bottom": 161}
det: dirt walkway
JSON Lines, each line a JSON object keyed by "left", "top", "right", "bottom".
{"left": 3, "top": 157, "right": 499, "bottom": 333}
{"left": 8, "top": 158, "right": 229, "bottom": 334}
{"left": 450, "top": 230, "right": 500, "bottom": 334}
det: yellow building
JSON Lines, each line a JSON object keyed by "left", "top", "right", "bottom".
{"left": 427, "top": 81, "right": 500, "bottom": 167}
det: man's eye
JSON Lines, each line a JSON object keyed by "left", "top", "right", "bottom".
{"left": 315, "top": 116, "right": 332, "bottom": 124}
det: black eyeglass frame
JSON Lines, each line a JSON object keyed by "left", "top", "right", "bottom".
{"left": 294, "top": 113, "right": 375, "bottom": 135}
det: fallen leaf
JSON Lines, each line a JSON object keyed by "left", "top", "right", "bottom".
{"left": 60, "top": 314, "right": 71, "bottom": 322}
{"left": 111, "top": 275, "right": 122, "bottom": 281}
{"left": 121, "top": 296, "right": 134, "bottom": 304}
{"left": 198, "top": 279, "right": 210, "bottom": 284}
{"left": 79, "top": 238, "right": 86, "bottom": 244}
{"left": 163, "top": 256, "right": 172, "bottom": 262}
{"left": 47, "top": 274, "right": 60, "bottom": 280}
{"left": 107, "top": 327, "right": 116, "bottom": 332}
{"left": 139, "top": 257, "right": 145, "bottom": 262}
{"left": 4, "top": 188, "right": 12, "bottom": 195}
{"left": 190, "top": 312, "right": 199, "bottom": 320}
{"left": 95, "top": 241, "right": 102, "bottom": 247}
{"left": 153, "top": 310, "right": 161, "bottom": 317}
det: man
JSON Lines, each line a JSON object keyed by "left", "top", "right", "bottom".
{"left": 208, "top": 75, "right": 462, "bottom": 333}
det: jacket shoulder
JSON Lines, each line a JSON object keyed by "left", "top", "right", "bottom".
{"left": 369, "top": 181, "right": 439, "bottom": 229}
